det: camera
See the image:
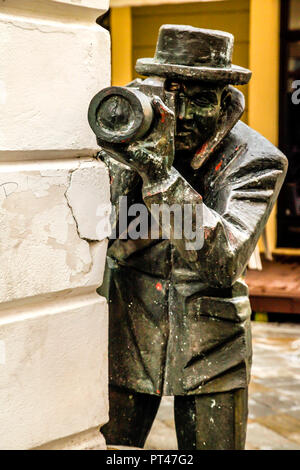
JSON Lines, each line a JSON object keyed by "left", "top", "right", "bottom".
{"left": 88, "top": 77, "right": 176, "bottom": 145}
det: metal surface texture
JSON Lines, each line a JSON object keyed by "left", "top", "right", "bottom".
{"left": 89, "top": 25, "right": 288, "bottom": 450}
{"left": 88, "top": 86, "right": 154, "bottom": 143}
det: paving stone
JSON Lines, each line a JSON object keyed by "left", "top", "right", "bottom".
{"left": 249, "top": 379, "right": 271, "bottom": 395}
{"left": 255, "top": 414, "right": 300, "bottom": 445}
{"left": 246, "top": 422, "right": 300, "bottom": 450}
{"left": 252, "top": 392, "right": 300, "bottom": 414}
{"left": 255, "top": 377, "right": 300, "bottom": 388}
{"left": 286, "top": 409, "right": 300, "bottom": 420}
{"left": 248, "top": 398, "right": 275, "bottom": 420}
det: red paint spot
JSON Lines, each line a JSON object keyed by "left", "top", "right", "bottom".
{"left": 155, "top": 282, "right": 163, "bottom": 292}
{"left": 156, "top": 389, "right": 160, "bottom": 395}
{"left": 235, "top": 146, "right": 239, "bottom": 151}
{"left": 228, "top": 231, "right": 236, "bottom": 243}
{"left": 215, "top": 161, "right": 223, "bottom": 171}
{"left": 160, "top": 106, "right": 166, "bottom": 123}
{"left": 195, "top": 142, "right": 208, "bottom": 157}
{"left": 204, "top": 228, "right": 211, "bottom": 240}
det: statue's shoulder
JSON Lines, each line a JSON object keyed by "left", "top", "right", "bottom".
{"left": 202, "top": 120, "right": 288, "bottom": 195}
{"left": 230, "top": 121, "right": 287, "bottom": 165}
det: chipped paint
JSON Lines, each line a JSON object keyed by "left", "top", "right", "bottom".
{"left": 155, "top": 282, "right": 163, "bottom": 292}
{"left": 215, "top": 160, "right": 223, "bottom": 172}
{"left": 0, "top": 159, "right": 110, "bottom": 303}
{"left": 65, "top": 161, "right": 111, "bottom": 242}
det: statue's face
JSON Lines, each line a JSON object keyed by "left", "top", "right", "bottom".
{"left": 167, "top": 80, "right": 228, "bottom": 154}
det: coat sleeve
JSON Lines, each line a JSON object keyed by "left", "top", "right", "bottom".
{"left": 101, "top": 152, "right": 141, "bottom": 244}
{"left": 143, "top": 133, "right": 288, "bottom": 288}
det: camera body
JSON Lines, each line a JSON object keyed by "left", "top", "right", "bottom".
{"left": 88, "top": 76, "right": 176, "bottom": 146}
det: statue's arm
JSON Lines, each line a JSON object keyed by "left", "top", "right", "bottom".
{"left": 99, "top": 151, "right": 141, "bottom": 243}
{"left": 100, "top": 151, "right": 140, "bottom": 204}
{"left": 142, "top": 149, "right": 287, "bottom": 288}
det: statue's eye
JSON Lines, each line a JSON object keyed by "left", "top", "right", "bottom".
{"left": 193, "top": 96, "right": 211, "bottom": 107}
{"left": 192, "top": 92, "right": 218, "bottom": 107}
{"left": 165, "top": 80, "right": 181, "bottom": 92}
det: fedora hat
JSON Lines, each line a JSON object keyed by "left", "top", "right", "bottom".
{"left": 136, "top": 25, "right": 251, "bottom": 85}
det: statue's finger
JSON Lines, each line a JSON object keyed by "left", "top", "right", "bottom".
{"left": 152, "top": 95, "right": 174, "bottom": 122}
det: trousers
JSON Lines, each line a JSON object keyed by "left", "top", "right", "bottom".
{"left": 102, "top": 385, "right": 248, "bottom": 450}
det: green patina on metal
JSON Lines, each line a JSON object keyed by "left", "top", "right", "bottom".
{"left": 88, "top": 25, "right": 287, "bottom": 450}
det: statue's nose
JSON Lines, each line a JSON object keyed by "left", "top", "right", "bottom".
{"left": 178, "top": 97, "right": 193, "bottom": 120}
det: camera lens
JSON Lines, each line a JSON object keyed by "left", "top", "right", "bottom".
{"left": 88, "top": 86, "right": 154, "bottom": 144}
{"left": 97, "top": 95, "right": 135, "bottom": 133}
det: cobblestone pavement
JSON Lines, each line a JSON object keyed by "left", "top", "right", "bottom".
{"left": 145, "top": 322, "right": 300, "bottom": 450}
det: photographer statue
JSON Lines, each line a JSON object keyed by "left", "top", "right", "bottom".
{"left": 88, "top": 25, "right": 287, "bottom": 450}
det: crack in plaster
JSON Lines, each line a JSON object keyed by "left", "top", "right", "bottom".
{"left": 64, "top": 163, "right": 108, "bottom": 244}
{"left": 64, "top": 166, "right": 99, "bottom": 244}
{"left": 64, "top": 166, "right": 84, "bottom": 241}
{"left": 0, "top": 16, "right": 78, "bottom": 35}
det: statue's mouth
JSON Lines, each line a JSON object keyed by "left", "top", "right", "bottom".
{"left": 177, "top": 125, "right": 197, "bottom": 136}
{"left": 176, "top": 122, "right": 200, "bottom": 138}
{"left": 177, "top": 131, "right": 192, "bottom": 137}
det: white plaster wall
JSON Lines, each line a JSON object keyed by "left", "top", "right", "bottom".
{"left": 54, "top": 0, "right": 109, "bottom": 9}
{"left": 0, "top": 293, "right": 108, "bottom": 450}
{"left": 0, "top": 159, "right": 109, "bottom": 303}
{"left": 0, "top": 0, "right": 110, "bottom": 450}
{"left": 0, "top": 2, "right": 110, "bottom": 158}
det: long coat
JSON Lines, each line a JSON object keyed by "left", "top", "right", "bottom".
{"left": 100, "top": 119, "right": 287, "bottom": 397}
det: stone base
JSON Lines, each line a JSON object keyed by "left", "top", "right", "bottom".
{"left": 33, "top": 427, "right": 106, "bottom": 450}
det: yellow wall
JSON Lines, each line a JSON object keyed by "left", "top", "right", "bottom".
{"left": 249, "top": 0, "right": 280, "bottom": 146}
{"left": 111, "top": 7, "right": 132, "bottom": 86}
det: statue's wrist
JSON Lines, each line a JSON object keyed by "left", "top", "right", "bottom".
{"left": 142, "top": 167, "right": 179, "bottom": 197}
{"left": 141, "top": 167, "right": 171, "bottom": 187}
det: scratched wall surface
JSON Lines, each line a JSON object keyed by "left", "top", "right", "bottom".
{"left": 0, "top": 0, "right": 110, "bottom": 450}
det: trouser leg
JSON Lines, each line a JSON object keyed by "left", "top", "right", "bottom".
{"left": 102, "top": 385, "right": 162, "bottom": 448}
{"left": 174, "top": 388, "right": 248, "bottom": 450}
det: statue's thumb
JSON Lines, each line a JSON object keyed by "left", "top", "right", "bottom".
{"left": 152, "top": 96, "right": 174, "bottom": 122}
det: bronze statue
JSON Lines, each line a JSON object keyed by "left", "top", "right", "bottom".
{"left": 88, "top": 25, "right": 287, "bottom": 450}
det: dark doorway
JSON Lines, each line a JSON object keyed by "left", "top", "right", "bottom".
{"left": 278, "top": 0, "right": 300, "bottom": 248}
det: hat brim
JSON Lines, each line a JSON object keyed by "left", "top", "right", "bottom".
{"left": 136, "top": 58, "right": 251, "bottom": 85}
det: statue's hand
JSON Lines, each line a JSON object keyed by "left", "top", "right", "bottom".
{"left": 127, "top": 96, "right": 175, "bottom": 184}
{"left": 99, "top": 96, "right": 175, "bottom": 185}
